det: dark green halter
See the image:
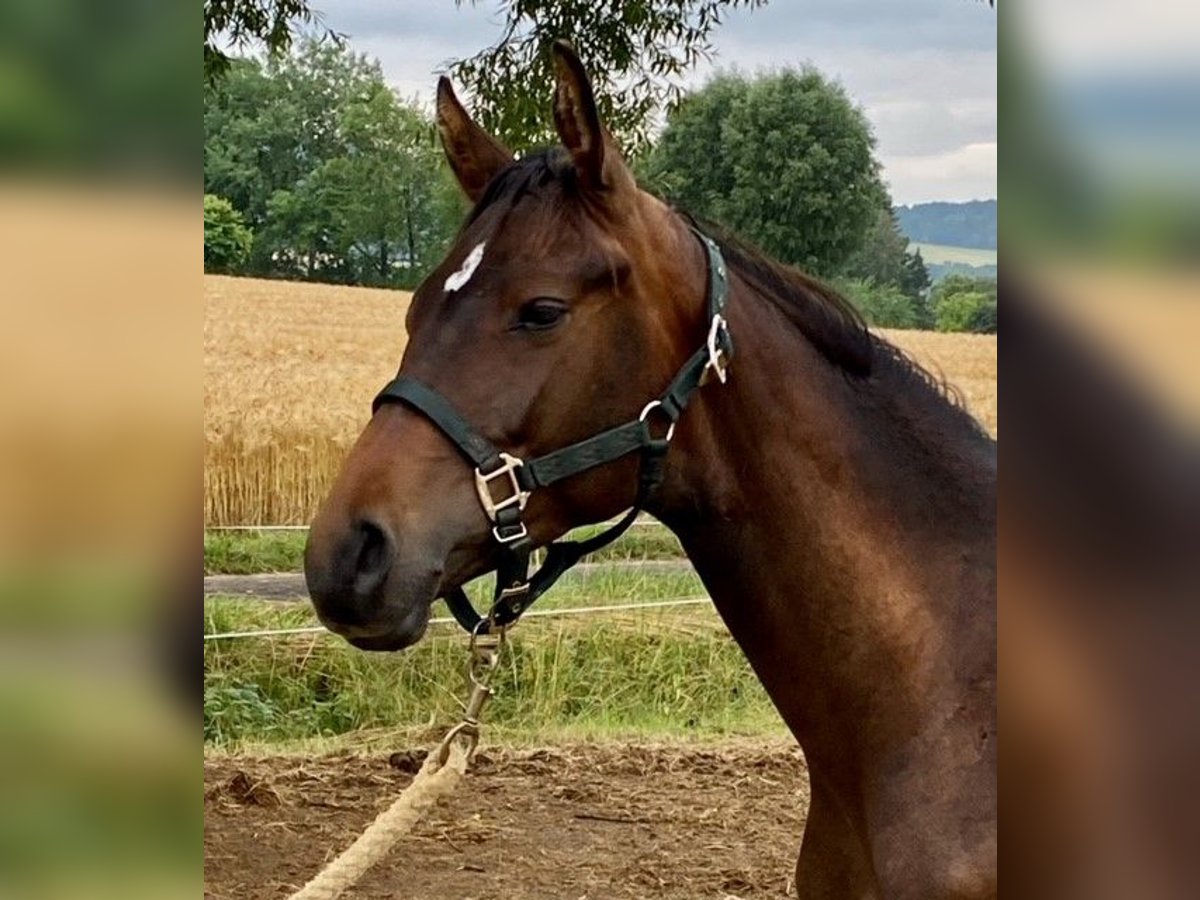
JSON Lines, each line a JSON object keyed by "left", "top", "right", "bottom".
{"left": 371, "top": 227, "right": 733, "bottom": 634}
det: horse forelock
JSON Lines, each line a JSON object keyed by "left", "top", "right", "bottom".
{"left": 464, "top": 148, "right": 578, "bottom": 229}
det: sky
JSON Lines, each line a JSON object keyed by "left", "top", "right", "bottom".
{"left": 308, "top": 0, "right": 997, "bottom": 205}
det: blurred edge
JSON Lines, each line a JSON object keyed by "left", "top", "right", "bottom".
{"left": 1003, "top": 1, "right": 1200, "bottom": 896}
{"left": 0, "top": 0, "right": 198, "bottom": 896}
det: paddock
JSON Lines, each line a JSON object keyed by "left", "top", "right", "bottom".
{"left": 205, "top": 742, "right": 808, "bottom": 899}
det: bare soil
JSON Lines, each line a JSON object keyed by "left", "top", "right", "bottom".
{"left": 204, "top": 741, "right": 810, "bottom": 899}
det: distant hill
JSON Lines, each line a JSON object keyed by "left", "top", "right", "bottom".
{"left": 926, "top": 261, "right": 997, "bottom": 284}
{"left": 896, "top": 200, "right": 996, "bottom": 250}
{"left": 911, "top": 242, "right": 997, "bottom": 284}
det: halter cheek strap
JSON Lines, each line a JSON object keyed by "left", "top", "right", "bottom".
{"left": 372, "top": 227, "right": 733, "bottom": 634}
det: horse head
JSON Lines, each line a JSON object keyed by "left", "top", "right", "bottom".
{"left": 304, "top": 42, "right": 711, "bottom": 650}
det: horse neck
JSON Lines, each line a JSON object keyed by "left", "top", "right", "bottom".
{"left": 651, "top": 263, "right": 996, "bottom": 774}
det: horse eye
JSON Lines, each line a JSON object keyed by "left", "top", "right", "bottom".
{"left": 516, "top": 298, "right": 568, "bottom": 331}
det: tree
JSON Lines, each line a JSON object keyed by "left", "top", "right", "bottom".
{"left": 204, "top": 39, "right": 463, "bottom": 287}
{"left": 904, "top": 249, "right": 932, "bottom": 301}
{"left": 836, "top": 278, "right": 923, "bottom": 330}
{"left": 204, "top": 0, "right": 338, "bottom": 82}
{"left": 206, "top": 1, "right": 993, "bottom": 146}
{"left": 841, "top": 206, "right": 932, "bottom": 320}
{"left": 641, "top": 69, "right": 889, "bottom": 277}
{"left": 448, "top": 1, "right": 766, "bottom": 154}
{"left": 205, "top": 1, "right": 764, "bottom": 143}
{"left": 930, "top": 274, "right": 997, "bottom": 333}
{"left": 935, "top": 291, "right": 992, "bottom": 333}
{"left": 204, "top": 194, "right": 253, "bottom": 273}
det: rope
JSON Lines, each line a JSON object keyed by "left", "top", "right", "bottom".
{"left": 288, "top": 734, "right": 471, "bottom": 900}
{"left": 203, "top": 597, "right": 712, "bottom": 641}
{"left": 288, "top": 627, "right": 503, "bottom": 899}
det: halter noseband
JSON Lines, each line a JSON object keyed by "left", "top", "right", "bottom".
{"left": 371, "top": 227, "right": 733, "bottom": 634}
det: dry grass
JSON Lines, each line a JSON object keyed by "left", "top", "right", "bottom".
{"left": 205, "top": 276, "right": 997, "bottom": 525}
{"left": 205, "top": 276, "right": 410, "bottom": 524}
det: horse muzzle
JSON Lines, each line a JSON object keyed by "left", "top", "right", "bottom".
{"left": 304, "top": 515, "right": 439, "bottom": 651}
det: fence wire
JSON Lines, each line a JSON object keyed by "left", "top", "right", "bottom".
{"left": 204, "top": 597, "right": 713, "bottom": 642}
{"left": 205, "top": 516, "right": 665, "bottom": 532}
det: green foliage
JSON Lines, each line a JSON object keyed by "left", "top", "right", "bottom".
{"left": 204, "top": 39, "right": 464, "bottom": 287}
{"left": 835, "top": 278, "right": 924, "bottom": 330}
{"left": 934, "top": 292, "right": 994, "bottom": 333}
{"left": 1, "top": 0, "right": 192, "bottom": 175}
{"left": 203, "top": 0, "right": 335, "bottom": 82}
{"left": 841, "top": 207, "right": 931, "bottom": 312}
{"left": 904, "top": 250, "right": 933, "bottom": 308}
{"left": 930, "top": 274, "right": 997, "bottom": 333}
{"left": 642, "top": 69, "right": 888, "bottom": 277}
{"left": 204, "top": 682, "right": 280, "bottom": 744}
{"left": 449, "top": 1, "right": 766, "bottom": 154}
{"left": 203, "top": 194, "right": 253, "bottom": 273}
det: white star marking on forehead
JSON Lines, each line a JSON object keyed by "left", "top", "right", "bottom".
{"left": 443, "top": 241, "right": 486, "bottom": 294}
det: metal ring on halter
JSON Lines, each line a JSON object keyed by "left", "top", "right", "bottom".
{"left": 639, "top": 400, "right": 677, "bottom": 442}
{"left": 469, "top": 616, "right": 504, "bottom": 653}
{"left": 437, "top": 618, "right": 503, "bottom": 764}
{"left": 434, "top": 719, "right": 479, "bottom": 765}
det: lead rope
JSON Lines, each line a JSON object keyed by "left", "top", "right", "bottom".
{"left": 288, "top": 627, "right": 505, "bottom": 900}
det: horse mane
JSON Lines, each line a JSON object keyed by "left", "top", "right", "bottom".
{"left": 680, "top": 213, "right": 991, "bottom": 441}
{"left": 679, "top": 214, "right": 874, "bottom": 376}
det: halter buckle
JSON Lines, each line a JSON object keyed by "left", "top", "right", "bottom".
{"left": 702, "top": 314, "right": 731, "bottom": 385}
{"left": 474, "top": 453, "right": 530, "bottom": 523}
{"left": 492, "top": 520, "right": 529, "bottom": 544}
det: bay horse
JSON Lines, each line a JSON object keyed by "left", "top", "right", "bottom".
{"left": 305, "top": 41, "right": 996, "bottom": 900}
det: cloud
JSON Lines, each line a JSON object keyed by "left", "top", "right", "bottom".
{"left": 1020, "top": 0, "right": 1200, "bottom": 77}
{"left": 883, "top": 141, "right": 998, "bottom": 204}
{"left": 712, "top": 0, "right": 996, "bottom": 55}
{"left": 311, "top": 0, "right": 996, "bottom": 203}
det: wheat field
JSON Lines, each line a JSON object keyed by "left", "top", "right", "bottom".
{"left": 205, "top": 275, "right": 997, "bottom": 525}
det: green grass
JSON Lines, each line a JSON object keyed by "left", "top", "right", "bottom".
{"left": 204, "top": 596, "right": 782, "bottom": 751}
{"left": 204, "top": 521, "right": 686, "bottom": 575}
{"left": 204, "top": 529, "right": 308, "bottom": 574}
{"left": 205, "top": 559, "right": 706, "bottom": 620}
{"left": 910, "top": 242, "right": 998, "bottom": 267}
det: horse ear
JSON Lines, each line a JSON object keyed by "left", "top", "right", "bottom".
{"left": 435, "top": 76, "right": 514, "bottom": 203}
{"left": 551, "top": 40, "right": 631, "bottom": 192}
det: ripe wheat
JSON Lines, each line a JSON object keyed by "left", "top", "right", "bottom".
{"left": 205, "top": 276, "right": 996, "bottom": 525}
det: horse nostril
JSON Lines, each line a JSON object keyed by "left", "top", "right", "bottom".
{"left": 352, "top": 518, "right": 395, "bottom": 597}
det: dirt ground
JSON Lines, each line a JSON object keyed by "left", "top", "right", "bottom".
{"left": 205, "top": 741, "right": 810, "bottom": 899}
